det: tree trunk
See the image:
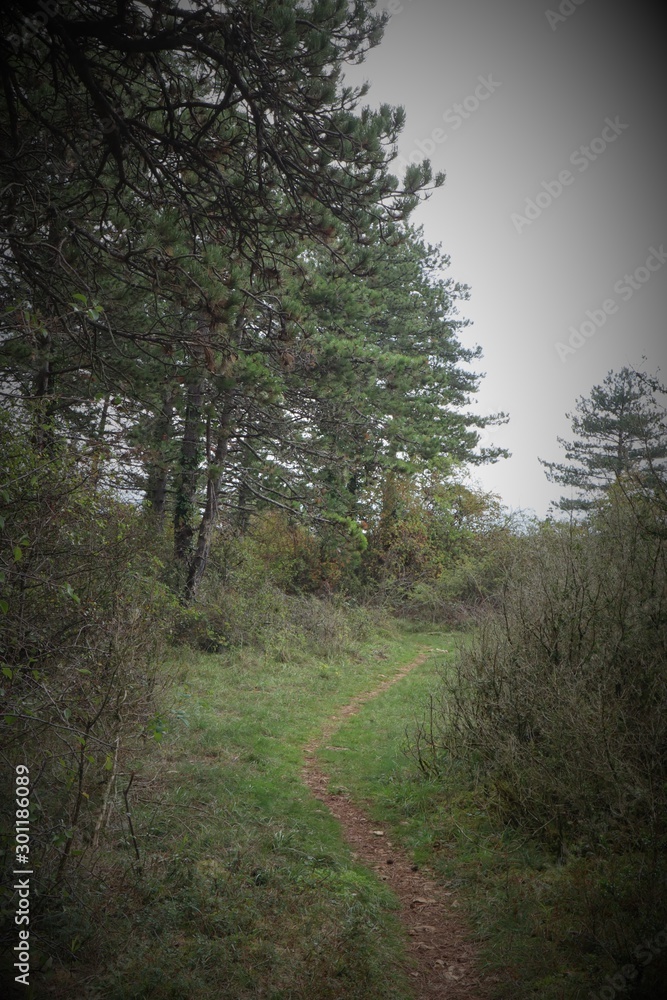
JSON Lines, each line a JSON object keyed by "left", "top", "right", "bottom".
{"left": 145, "top": 386, "right": 176, "bottom": 528}
{"left": 235, "top": 475, "right": 252, "bottom": 532}
{"left": 173, "top": 379, "right": 203, "bottom": 562}
{"left": 31, "top": 331, "right": 55, "bottom": 451}
{"left": 184, "top": 404, "right": 234, "bottom": 603}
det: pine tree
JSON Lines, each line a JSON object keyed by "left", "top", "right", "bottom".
{"left": 1, "top": 2, "right": 508, "bottom": 599}
{"left": 541, "top": 367, "right": 667, "bottom": 512}
{"left": 1, "top": 0, "right": 447, "bottom": 596}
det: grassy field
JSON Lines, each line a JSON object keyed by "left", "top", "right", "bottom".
{"left": 49, "top": 623, "right": 434, "bottom": 999}
{"left": 40, "top": 616, "right": 660, "bottom": 1000}
{"left": 316, "top": 638, "right": 562, "bottom": 996}
{"left": 317, "top": 639, "right": 667, "bottom": 1000}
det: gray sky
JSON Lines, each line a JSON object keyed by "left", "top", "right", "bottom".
{"left": 345, "top": 0, "right": 667, "bottom": 517}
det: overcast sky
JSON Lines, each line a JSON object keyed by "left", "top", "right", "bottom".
{"left": 344, "top": 0, "right": 667, "bottom": 518}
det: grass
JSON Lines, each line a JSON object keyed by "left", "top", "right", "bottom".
{"left": 34, "top": 615, "right": 664, "bottom": 1000}
{"left": 41, "top": 622, "right": 431, "bottom": 999}
{"left": 317, "top": 640, "right": 667, "bottom": 1000}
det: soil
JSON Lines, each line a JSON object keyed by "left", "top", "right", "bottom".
{"left": 302, "top": 652, "right": 492, "bottom": 1000}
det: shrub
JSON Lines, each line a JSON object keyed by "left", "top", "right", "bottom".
{"left": 364, "top": 476, "right": 521, "bottom": 621}
{"left": 172, "top": 511, "right": 383, "bottom": 656}
{"left": 0, "top": 423, "right": 177, "bottom": 984}
{"left": 408, "top": 488, "right": 667, "bottom": 978}
{"left": 425, "top": 495, "right": 667, "bottom": 851}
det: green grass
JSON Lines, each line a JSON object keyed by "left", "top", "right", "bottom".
{"left": 316, "top": 639, "right": 667, "bottom": 1000}
{"left": 315, "top": 638, "right": 557, "bottom": 993}
{"left": 38, "top": 617, "right": 664, "bottom": 1000}
{"left": 49, "top": 625, "right": 432, "bottom": 999}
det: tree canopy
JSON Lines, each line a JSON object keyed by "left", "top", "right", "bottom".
{"left": 1, "top": 0, "right": 504, "bottom": 598}
{"left": 541, "top": 366, "right": 667, "bottom": 512}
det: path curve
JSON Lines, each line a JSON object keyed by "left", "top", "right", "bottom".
{"left": 302, "top": 652, "right": 491, "bottom": 1000}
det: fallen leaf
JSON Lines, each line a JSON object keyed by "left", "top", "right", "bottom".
{"left": 446, "top": 964, "right": 465, "bottom": 981}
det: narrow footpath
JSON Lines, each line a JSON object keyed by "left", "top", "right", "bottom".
{"left": 302, "top": 653, "right": 491, "bottom": 1000}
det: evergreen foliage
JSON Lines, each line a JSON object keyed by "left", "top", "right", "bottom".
{"left": 541, "top": 366, "right": 667, "bottom": 512}
{"left": 0, "top": 7, "right": 516, "bottom": 994}
{"left": 0, "top": 0, "right": 501, "bottom": 600}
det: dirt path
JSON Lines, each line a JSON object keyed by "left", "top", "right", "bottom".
{"left": 302, "top": 652, "right": 491, "bottom": 1000}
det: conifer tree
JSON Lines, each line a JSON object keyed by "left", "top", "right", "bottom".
{"left": 1, "top": 1, "right": 507, "bottom": 598}
{"left": 541, "top": 367, "right": 667, "bottom": 512}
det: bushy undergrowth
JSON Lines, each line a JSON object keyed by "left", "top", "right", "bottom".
{"left": 0, "top": 428, "right": 178, "bottom": 991}
{"left": 363, "top": 479, "right": 522, "bottom": 627}
{"left": 409, "top": 489, "right": 667, "bottom": 992}
{"left": 0, "top": 447, "right": 394, "bottom": 993}
{"left": 11, "top": 633, "right": 418, "bottom": 999}
{"left": 173, "top": 516, "right": 386, "bottom": 658}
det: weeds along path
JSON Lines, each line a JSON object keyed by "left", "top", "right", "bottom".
{"left": 302, "top": 652, "right": 490, "bottom": 1000}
